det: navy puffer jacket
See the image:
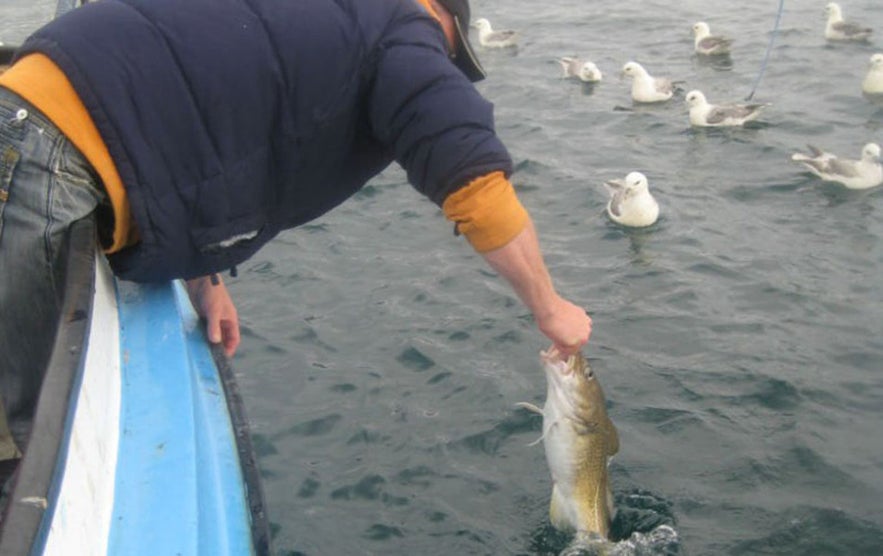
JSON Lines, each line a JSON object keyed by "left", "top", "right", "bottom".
{"left": 18, "top": 0, "right": 512, "bottom": 281}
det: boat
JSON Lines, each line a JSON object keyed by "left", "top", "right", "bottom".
{"left": 0, "top": 217, "right": 270, "bottom": 555}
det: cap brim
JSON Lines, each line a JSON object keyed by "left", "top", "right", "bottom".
{"left": 452, "top": 15, "right": 485, "bottom": 82}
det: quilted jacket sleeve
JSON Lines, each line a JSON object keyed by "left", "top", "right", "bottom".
{"left": 367, "top": 9, "right": 513, "bottom": 206}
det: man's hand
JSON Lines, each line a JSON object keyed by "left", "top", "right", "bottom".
{"left": 185, "top": 275, "right": 240, "bottom": 357}
{"left": 534, "top": 296, "right": 592, "bottom": 357}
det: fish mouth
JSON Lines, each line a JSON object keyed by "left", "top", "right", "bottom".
{"left": 540, "top": 347, "right": 574, "bottom": 375}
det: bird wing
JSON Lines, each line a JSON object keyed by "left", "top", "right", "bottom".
{"left": 806, "top": 144, "right": 827, "bottom": 158}
{"left": 604, "top": 180, "right": 627, "bottom": 217}
{"left": 608, "top": 191, "right": 626, "bottom": 217}
{"left": 698, "top": 36, "right": 732, "bottom": 51}
{"left": 832, "top": 21, "right": 872, "bottom": 36}
{"left": 706, "top": 103, "right": 764, "bottom": 124}
{"left": 826, "top": 157, "right": 860, "bottom": 178}
{"left": 491, "top": 30, "right": 517, "bottom": 41}
{"left": 654, "top": 78, "right": 674, "bottom": 94}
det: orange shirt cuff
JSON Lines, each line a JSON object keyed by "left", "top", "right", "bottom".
{"left": 442, "top": 171, "right": 529, "bottom": 252}
{"left": 0, "top": 54, "right": 136, "bottom": 253}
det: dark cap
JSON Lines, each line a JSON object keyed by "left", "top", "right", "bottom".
{"left": 435, "top": 0, "right": 486, "bottom": 82}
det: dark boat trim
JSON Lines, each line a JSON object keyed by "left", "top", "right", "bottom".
{"left": 212, "top": 344, "right": 272, "bottom": 556}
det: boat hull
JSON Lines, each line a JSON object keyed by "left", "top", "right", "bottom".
{"left": 0, "top": 219, "right": 268, "bottom": 555}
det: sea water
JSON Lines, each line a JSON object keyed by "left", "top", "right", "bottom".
{"left": 3, "top": 0, "right": 882, "bottom": 554}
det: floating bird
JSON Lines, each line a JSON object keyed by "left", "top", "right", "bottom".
{"left": 791, "top": 143, "right": 882, "bottom": 189}
{"left": 471, "top": 18, "right": 518, "bottom": 48}
{"left": 824, "top": 2, "right": 872, "bottom": 41}
{"left": 862, "top": 53, "right": 883, "bottom": 96}
{"left": 558, "top": 57, "right": 602, "bottom": 82}
{"left": 692, "top": 22, "right": 733, "bottom": 56}
{"left": 603, "top": 171, "right": 660, "bottom": 227}
{"left": 685, "top": 90, "right": 768, "bottom": 127}
{"left": 621, "top": 61, "right": 675, "bottom": 103}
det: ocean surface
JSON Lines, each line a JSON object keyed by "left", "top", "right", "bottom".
{"left": 4, "top": 1, "right": 883, "bottom": 554}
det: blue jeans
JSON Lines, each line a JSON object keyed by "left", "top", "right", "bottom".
{"left": 0, "top": 86, "right": 106, "bottom": 457}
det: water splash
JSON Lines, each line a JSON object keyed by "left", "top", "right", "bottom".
{"left": 557, "top": 526, "right": 680, "bottom": 556}
{"left": 528, "top": 489, "right": 681, "bottom": 555}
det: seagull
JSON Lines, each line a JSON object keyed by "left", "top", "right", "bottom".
{"left": 558, "top": 57, "right": 602, "bottom": 82}
{"left": 471, "top": 18, "right": 518, "bottom": 48}
{"left": 603, "top": 172, "right": 660, "bottom": 228}
{"left": 862, "top": 53, "right": 883, "bottom": 96}
{"left": 621, "top": 61, "right": 675, "bottom": 103}
{"left": 824, "top": 2, "right": 872, "bottom": 41}
{"left": 685, "top": 90, "right": 768, "bottom": 127}
{"left": 791, "top": 143, "right": 882, "bottom": 189}
{"left": 692, "top": 22, "right": 733, "bottom": 56}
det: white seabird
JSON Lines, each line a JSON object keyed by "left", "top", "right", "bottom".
{"left": 791, "top": 143, "right": 882, "bottom": 189}
{"left": 621, "top": 61, "right": 675, "bottom": 103}
{"left": 558, "top": 57, "right": 603, "bottom": 82}
{"left": 692, "top": 22, "right": 733, "bottom": 56}
{"left": 685, "top": 90, "right": 768, "bottom": 127}
{"left": 603, "top": 172, "right": 660, "bottom": 228}
{"left": 862, "top": 53, "right": 883, "bottom": 96}
{"left": 825, "top": 2, "right": 872, "bottom": 41}
{"left": 471, "top": 18, "right": 518, "bottom": 48}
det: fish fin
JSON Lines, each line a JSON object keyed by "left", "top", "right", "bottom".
{"left": 515, "top": 402, "right": 546, "bottom": 446}
{"left": 607, "top": 485, "right": 617, "bottom": 523}
{"left": 608, "top": 421, "right": 620, "bottom": 456}
{"left": 549, "top": 484, "right": 572, "bottom": 531}
{"left": 515, "top": 401, "right": 544, "bottom": 415}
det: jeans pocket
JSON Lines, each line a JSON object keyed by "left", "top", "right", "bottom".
{"left": 0, "top": 144, "right": 21, "bottom": 244}
{"left": 54, "top": 139, "right": 100, "bottom": 192}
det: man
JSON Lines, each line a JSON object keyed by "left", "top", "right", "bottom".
{"left": 0, "top": 0, "right": 590, "bottom": 471}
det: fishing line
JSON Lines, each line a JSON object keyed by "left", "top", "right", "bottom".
{"left": 746, "top": 0, "right": 786, "bottom": 101}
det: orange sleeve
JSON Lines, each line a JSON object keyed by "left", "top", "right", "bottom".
{"left": 442, "top": 171, "right": 529, "bottom": 252}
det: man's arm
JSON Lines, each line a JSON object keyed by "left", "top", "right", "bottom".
{"left": 442, "top": 173, "right": 591, "bottom": 355}
{"left": 480, "top": 219, "right": 591, "bottom": 356}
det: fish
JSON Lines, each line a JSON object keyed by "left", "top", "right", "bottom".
{"left": 518, "top": 348, "right": 619, "bottom": 539}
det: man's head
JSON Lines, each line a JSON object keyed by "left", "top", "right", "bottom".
{"left": 431, "top": 0, "right": 485, "bottom": 82}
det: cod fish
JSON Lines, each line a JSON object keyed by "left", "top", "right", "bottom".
{"left": 518, "top": 348, "right": 619, "bottom": 538}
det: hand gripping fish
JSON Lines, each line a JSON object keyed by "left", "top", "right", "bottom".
{"left": 518, "top": 348, "right": 620, "bottom": 539}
